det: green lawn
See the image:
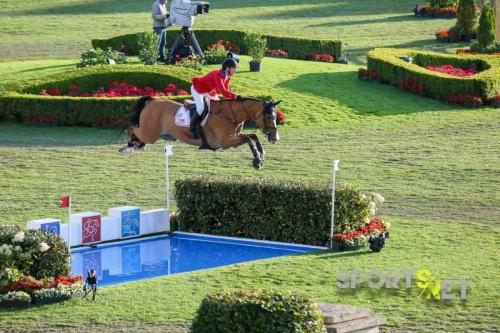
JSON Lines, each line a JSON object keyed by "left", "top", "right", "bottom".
{"left": 0, "top": 0, "right": 469, "bottom": 64}
{"left": 0, "top": 0, "right": 499, "bottom": 332}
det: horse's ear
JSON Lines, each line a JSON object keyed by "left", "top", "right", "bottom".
{"left": 272, "top": 100, "right": 282, "bottom": 106}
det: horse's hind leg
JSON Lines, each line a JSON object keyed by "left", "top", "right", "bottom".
{"left": 247, "top": 134, "right": 265, "bottom": 162}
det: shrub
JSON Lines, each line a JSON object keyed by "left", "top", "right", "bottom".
{"left": 244, "top": 32, "right": 268, "bottom": 62}
{"left": 0, "top": 226, "right": 70, "bottom": 281}
{"left": 33, "top": 288, "right": 71, "bottom": 303}
{"left": 0, "top": 291, "right": 31, "bottom": 307}
{"left": 138, "top": 31, "right": 160, "bottom": 65}
{"left": 92, "top": 30, "right": 342, "bottom": 61}
{"left": 77, "top": 47, "right": 126, "bottom": 68}
{"left": 203, "top": 43, "right": 228, "bottom": 65}
{"left": 477, "top": 4, "right": 495, "bottom": 48}
{"left": 430, "top": 0, "right": 458, "bottom": 8}
{"left": 367, "top": 48, "right": 500, "bottom": 103}
{"left": 457, "top": 0, "right": 478, "bottom": 34}
{"left": 175, "top": 176, "right": 372, "bottom": 246}
{"left": 191, "top": 289, "right": 325, "bottom": 333}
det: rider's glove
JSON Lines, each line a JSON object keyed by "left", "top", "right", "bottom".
{"left": 236, "top": 95, "right": 245, "bottom": 102}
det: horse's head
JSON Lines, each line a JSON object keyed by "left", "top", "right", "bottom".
{"left": 245, "top": 99, "right": 281, "bottom": 144}
{"left": 118, "top": 126, "right": 145, "bottom": 154}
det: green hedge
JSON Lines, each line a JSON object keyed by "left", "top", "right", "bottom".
{"left": 0, "top": 65, "right": 272, "bottom": 126}
{"left": 367, "top": 48, "right": 500, "bottom": 101}
{"left": 174, "top": 176, "right": 370, "bottom": 246}
{"left": 191, "top": 289, "right": 325, "bottom": 333}
{"left": 92, "top": 29, "right": 342, "bottom": 60}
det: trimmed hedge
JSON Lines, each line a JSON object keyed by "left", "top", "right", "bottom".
{"left": 92, "top": 29, "right": 342, "bottom": 61}
{"left": 174, "top": 176, "right": 370, "bottom": 246}
{"left": 0, "top": 65, "right": 272, "bottom": 126}
{"left": 367, "top": 48, "right": 500, "bottom": 101}
{"left": 191, "top": 289, "right": 325, "bottom": 333}
{"left": 0, "top": 65, "right": 193, "bottom": 126}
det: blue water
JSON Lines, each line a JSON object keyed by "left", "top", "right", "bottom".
{"left": 70, "top": 232, "right": 325, "bottom": 286}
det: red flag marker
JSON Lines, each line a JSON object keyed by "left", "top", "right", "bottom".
{"left": 60, "top": 195, "right": 70, "bottom": 208}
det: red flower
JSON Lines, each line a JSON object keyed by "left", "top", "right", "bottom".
{"left": 307, "top": 53, "right": 334, "bottom": 63}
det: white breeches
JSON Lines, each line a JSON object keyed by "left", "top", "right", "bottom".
{"left": 191, "top": 85, "right": 219, "bottom": 115}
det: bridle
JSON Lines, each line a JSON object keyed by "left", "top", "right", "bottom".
{"left": 213, "top": 99, "right": 277, "bottom": 134}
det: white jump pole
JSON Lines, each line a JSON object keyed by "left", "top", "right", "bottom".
{"left": 329, "top": 160, "right": 340, "bottom": 249}
{"left": 164, "top": 145, "right": 173, "bottom": 216}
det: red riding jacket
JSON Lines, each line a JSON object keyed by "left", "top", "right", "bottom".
{"left": 192, "top": 69, "right": 237, "bottom": 99}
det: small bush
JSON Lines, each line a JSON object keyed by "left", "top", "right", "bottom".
{"left": 0, "top": 226, "right": 70, "bottom": 281}
{"left": 477, "top": 4, "right": 495, "bottom": 48}
{"left": 77, "top": 47, "right": 126, "bottom": 68}
{"left": 457, "top": 0, "right": 478, "bottom": 34}
{"left": 244, "top": 32, "right": 268, "bottom": 62}
{"left": 430, "top": 0, "right": 458, "bottom": 8}
{"left": 33, "top": 288, "right": 71, "bottom": 303}
{"left": 191, "top": 289, "right": 325, "bottom": 333}
{"left": 203, "top": 43, "right": 228, "bottom": 65}
{"left": 0, "top": 291, "right": 31, "bottom": 307}
{"left": 138, "top": 31, "right": 160, "bottom": 65}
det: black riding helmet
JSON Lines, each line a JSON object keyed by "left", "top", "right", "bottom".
{"left": 222, "top": 57, "right": 238, "bottom": 70}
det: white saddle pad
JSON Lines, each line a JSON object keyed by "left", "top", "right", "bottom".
{"left": 174, "top": 104, "right": 210, "bottom": 128}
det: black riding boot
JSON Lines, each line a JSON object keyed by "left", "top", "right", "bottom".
{"left": 188, "top": 112, "right": 201, "bottom": 139}
{"left": 197, "top": 124, "right": 214, "bottom": 150}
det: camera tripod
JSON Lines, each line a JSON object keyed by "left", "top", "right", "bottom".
{"left": 166, "top": 26, "right": 204, "bottom": 64}
{"left": 82, "top": 284, "right": 103, "bottom": 302}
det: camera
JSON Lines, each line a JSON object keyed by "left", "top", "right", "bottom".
{"left": 368, "top": 234, "right": 385, "bottom": 252}
{"left": 167, "top": 0, "right": 210, "bottom": 28}
{"left": 86, "top": 269, "right": 97, "bottom": 287}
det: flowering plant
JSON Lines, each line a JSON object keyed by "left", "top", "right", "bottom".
{"left": 265, "top": 49, "right": 289, "bottom": 57}
{"left": 399, "top": 77, "right": 426, "bottom": 95}
{"left": 307, "top": 53, "right": 334, "bottom": 63}
{"left": 435, "top": 29, "right": 456, "bottom": 41}
{"left": 207, "top": 40, "right": 240, "bottom": 52}
{"left": 358, "top": 68, "right": 380, "bottom": 81}
{"left": 174, "top": 54, "right": 202, "bottom": 71}
{"left": 276, "top": 108, "right": 286, "bottom": 125}
{"left": 33, "top": 287, "right": 71, "bottom": 301}
{"left": 447, "top": 95, "right": 483, "bottom": 107}
{"left": 425, "top": 64, "right": 478, "bottom": 77}
{"left": 334, "top": 217, "right": 388, "bottom": 246}
{"left": 492, "top": 94, "right": 500, "bottom": 107}
{"left": 0, "top": 291, "right": 31, "bottom": 304}
{"left": 40, "top": 81, "right": 189, "bottom": 98}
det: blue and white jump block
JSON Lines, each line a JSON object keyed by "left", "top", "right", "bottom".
{"left": 27, "top": 207, "right": 170, "bottom": 248}
{"left": 27, "top": 218, "right": 61, "bottom": 235}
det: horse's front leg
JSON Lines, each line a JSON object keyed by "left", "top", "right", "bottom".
{"left": 225, "top": 135, "right": 262, "bottom": 169}
{"left": 247, "top": 134, "right": 265, "bottom": 162}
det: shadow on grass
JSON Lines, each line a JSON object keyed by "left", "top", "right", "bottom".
{"left": 308, "top": 14, "right": 418, "bottom": 28}
{"left": 17, "top": 63, "right": 76, "bottom": 73}
{"left": 0, "top": 122, "right": 126, "bottom": 147}
{"left": 278, "top": 71, "right": 456, "bottom": 117}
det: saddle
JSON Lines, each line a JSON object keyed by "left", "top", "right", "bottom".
{"left": 174, "top": 99, "right": 210, "bottom": 128}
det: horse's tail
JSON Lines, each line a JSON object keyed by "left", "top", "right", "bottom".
{"left": 128, "top": 96, "right": 154, "bottom": 126}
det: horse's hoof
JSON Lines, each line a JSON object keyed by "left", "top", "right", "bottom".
{"left": 253, "top": 158, "right": 262, "bottom": 169}
{"left": 119, "top": 147, "right": 133, "bottom": 155}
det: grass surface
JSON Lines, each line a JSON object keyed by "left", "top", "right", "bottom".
{"left": 0, "top": 0, "right": 469, "bottom": 64}
{"left": 0, "top": 0, "right": 499, "bottom": 332}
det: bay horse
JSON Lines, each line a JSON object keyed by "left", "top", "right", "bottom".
{"left": 119, "top": 96, "right": 281, "bottom": 169}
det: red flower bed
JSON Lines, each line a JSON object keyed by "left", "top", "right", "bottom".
{"left": 206, "top": 39, "right": 240, "bottom": 52}
{"left": 22, "top": 114, "right": 57, "bottom": 125}
{"left": 399, "top": 77, "right": 426, "bottom": 95}
{"left": 276, "top": 108, "right": 286, "bottom": 125}
{"left": 493, "top": 94, "right": 500, "bottom": 108}
{"left": 307, "top": 53, "right": 334, "bottom": 63}
{"left": 456, "top": 48, "right": 500, "bottom": 56}
{"left": 358, "top": 68, "right": 380, "bottom": 81}
{"left": 425, "top": 64, "right": 478, "bottom": 77}
{"left": 447, "top": 95, "right": 483, "bottom": 107}
{"left": 40, "top": 81, "right": 189, "bottom": 98}
{"left": 7, "top": 275, "right": 83, "bottom": 294}
{"left": 265, "top": 49, "right": 288, "bottom": 57}
{"left": 335, "top": 217, "right": 386, "bottom": 243}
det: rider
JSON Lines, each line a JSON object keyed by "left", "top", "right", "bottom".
{"left": 189, "top": 57, "right": 244, "bottom": 146}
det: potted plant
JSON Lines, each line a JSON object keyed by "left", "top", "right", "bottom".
{"left": 244, "top": 32, "right": 267, "bottom": 72}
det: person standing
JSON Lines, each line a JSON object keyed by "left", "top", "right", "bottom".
{"left": 151, "top": 0, "right": 170, "bottom": 62}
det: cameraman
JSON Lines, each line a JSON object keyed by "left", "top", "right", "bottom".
{"left": 151, "top": 0, "right": 170, "bottom": 62}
